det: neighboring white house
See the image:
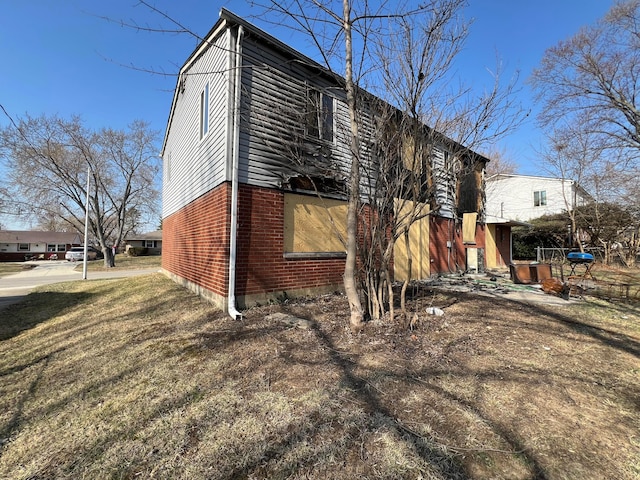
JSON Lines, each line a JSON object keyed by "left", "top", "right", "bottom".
{"left": 0, "top": 230, "right": 82, "bottom": 262}
{"left": 485, "top": 174, "right": 593, "bottom": 222}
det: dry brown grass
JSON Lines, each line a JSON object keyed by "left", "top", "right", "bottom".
{"left": 0, "top": 263, "right": 29, "bottom": 278}
{"left": 0, "top": 273, "right": 639, "bottom": 479}
{"left": 82, "top": 254, "right": 162, "bottom": 271}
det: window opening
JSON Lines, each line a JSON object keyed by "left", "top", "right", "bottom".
{"left": 306, "top": 87, "right": 334, "bottom": 142}
{"left": 534, "top": 190, "right": 547, "bottom": 207}
{"left": 200, "top": 83, "right": 209, "bottom": 139}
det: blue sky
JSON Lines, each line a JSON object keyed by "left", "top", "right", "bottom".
{"left": 0, "top": 0, "right": 614, "bottom": 227}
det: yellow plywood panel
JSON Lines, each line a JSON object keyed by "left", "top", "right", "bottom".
{"left": 284, "top": 193, "right": 347, "bottom": 253}
{"left": 462, "top": 212, "right": 478, "bottom": 244}
{"left": 485, "top": 224, "right": 497, "bottom": 269}
{"left": 394, "top": 199, "right": 430, "bottom": 281}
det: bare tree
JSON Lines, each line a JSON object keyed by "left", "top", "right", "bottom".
{"left": 248, "top": 0, "right": 522, "bottom": 327}
{"left": 484, "top": 146, "right": 518, "bottom": 177}
{"left": 531, "top": 0, "right": 640, "bottom": 165}
{"left": 115, "top": 0, "right": 521, "bottom": 326}
{"left": 0, "top": 113, "right": 160, "bottom": 266}
{"left": 531, "top": 1, "right": 640, "bottom": 264}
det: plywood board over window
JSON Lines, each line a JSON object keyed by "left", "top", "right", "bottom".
{"left": 284, "top": 193, "right": 347, "bottom": 254}
{"left": 462, "top": 212, "right": 478, "bottom": 244}
{"left": 394, "top": 199, "right": 430, "bottom": 281}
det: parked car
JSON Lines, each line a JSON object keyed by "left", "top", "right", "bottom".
{"left": 88, "top": 246, "right": 104, "bottom": 259}
{"left": 65, "top": 247, "right": 97, "bottom": 262}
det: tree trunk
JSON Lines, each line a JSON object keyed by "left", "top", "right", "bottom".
{"left": 342, "top": 0, "right": 364, "bottom": 332}
{"left": 103, "top": 247, "right": 115, "bottom": 268}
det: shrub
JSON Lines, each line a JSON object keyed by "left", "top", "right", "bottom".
{"left": 126, "top": 246, "right": 149, "bottom": 257}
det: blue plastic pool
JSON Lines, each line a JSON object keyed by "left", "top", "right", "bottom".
{"left": 567, "top": 252, "right": 594, "bottom": 263}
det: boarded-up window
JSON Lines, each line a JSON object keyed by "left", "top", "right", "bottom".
{"left": 402, "top": 135, "right": 422, "bottom": 174}
{"left": 394, "top": 199, "right": 430, "bottom": 281}
{"left": 462, "top": 212, "right": 478, "bottom": 244}
{"left": 284, "top": 193, "right": 347, "bottom": 253}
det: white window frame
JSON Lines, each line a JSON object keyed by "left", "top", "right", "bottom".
{"left": 534, "top": 190, "right": 547, "bottom": 207}
{"left": 199, "top": 83, "right": 209, "bottom": 140}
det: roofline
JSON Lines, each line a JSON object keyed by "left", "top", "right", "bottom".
{"left": 161, "top": 8, "right": 342, "bottom": 156}
{"left": 161, "top": 8, "right": 490, "bottom": 163}
{"left": 486, "top": 173, "right": 595, "bottom": 202}
{"left": 487, "top": 173, "right": 578, "bottom": 182}
{"left": 161, "top": 13, "right": 229, "bottom": 155}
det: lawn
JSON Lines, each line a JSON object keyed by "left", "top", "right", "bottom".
{"left": 81, "top": 254, "right": 162, "bottom": 271}
{"left": 0, "top": 273, "right": 639, "bottom": 479}
{"left": 0, "top": 263, "right": 29, "bottom": 278}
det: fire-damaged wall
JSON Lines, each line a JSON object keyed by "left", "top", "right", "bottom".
{"left": 429, "top": 216, "right": 486, "bottom": 274}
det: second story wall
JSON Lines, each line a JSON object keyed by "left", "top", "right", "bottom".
{"left": 237, "top": 32, "right": 352, "bottom": 194}
{"left": 163, "top": 28, "right": 231, "bottom": 218}
{"left": 486, "top": 174, "right": 587, "bottom": 222}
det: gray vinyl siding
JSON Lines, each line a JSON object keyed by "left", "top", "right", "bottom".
{"left": 163, "top": 20, "right": 461, "bottom": 219}
{"left": 237, "top": 34, "right": 351, "bottom": 190}
{"left": 162, "top": 30, "right": 230, "bottom": 218}
{"left": 432, "top": 146, "right": 456, "bottom": 218}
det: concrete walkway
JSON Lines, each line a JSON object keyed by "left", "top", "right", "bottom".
{"left": 0, "top": 261, "right": 160, "bottom": 312}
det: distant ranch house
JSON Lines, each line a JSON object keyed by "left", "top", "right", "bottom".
{"left": 0, "top": 230, "right": 82, "bottom": 262}
{"left": 125, "top": 231, "right": 162, "bottom": 255}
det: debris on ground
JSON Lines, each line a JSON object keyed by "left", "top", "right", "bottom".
{"left": 265, "top": 312, "right": 314, "bottom": 329}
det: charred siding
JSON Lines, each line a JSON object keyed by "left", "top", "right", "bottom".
{"left": 238, "top": 34, "right": 351, "bottom": 191}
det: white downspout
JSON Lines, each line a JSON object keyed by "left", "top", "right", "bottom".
{"left": 228, "top": 25, "right": 244, "bottom": 320}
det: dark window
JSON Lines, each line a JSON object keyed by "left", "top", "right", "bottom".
{"left": 306, "top": 88, "right": 334, "bottom": 142}
{"left": 534, "top": 190, "right": 547, "bottom": 207}
{"left": 18, "top": 243, "right": 29, "bottom": 251}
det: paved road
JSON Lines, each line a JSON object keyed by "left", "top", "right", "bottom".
{"left": 0, "top": 261, "right": 160, "bottom": 312}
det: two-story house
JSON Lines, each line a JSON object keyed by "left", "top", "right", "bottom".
{"left": 161, "top": 9, "right": 489, "bottom": 316}
{"left": 486, "top": 174, "right": 593, "bottom": 222}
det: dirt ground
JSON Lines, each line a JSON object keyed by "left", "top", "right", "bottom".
{"left": 229, "top": 277, "right": 640, "bottom": 479}
{"left": 0, "top": 272, "right": 638, "bottom": 479}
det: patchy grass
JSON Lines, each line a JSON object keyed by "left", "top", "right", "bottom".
{"left": 0, "top": 263, "right": 28, "bottom": 278}
{"left": 0, "top": 274, "right": 639, "bottom": 479}
{"left": 80, "top": 254, "right": 162, "bottom": 272}
{"left": 588, "top": 263, "right": 640, "bottom": 301}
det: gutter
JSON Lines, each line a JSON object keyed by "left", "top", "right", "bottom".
{"left": 227, "top": 24, "right": 244, "bottom": 320}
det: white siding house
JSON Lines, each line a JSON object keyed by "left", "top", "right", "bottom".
{"left": 485, "top": 174, "right": 593, "bottom": 222}
{"left": 0, "top": 231, "right": 82, "bottom": 262}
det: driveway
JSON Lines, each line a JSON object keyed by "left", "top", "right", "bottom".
{"left": 0, "top": 261, "right": 160, "bottom": 311}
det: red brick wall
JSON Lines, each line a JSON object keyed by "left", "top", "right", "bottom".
{"left": 163, "top": 183, "right": 345, "bottom": 306}
{"left": 429, "top": 216, "right": 486, "bottom": 274}
{"left": 235, "top": 185, "right": 345, "bottom": 297}
{"left": 163, "top": 182, "right": 490, "bottom": 306}
{"left": 162, "top": 183, "right": 231, "bottom": 297}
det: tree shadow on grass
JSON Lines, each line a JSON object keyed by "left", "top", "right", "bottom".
{"left": 0, "top": 291, "right": 96, "bottom": 342}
